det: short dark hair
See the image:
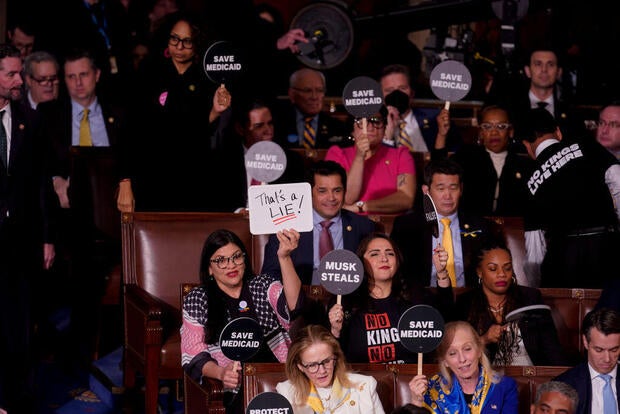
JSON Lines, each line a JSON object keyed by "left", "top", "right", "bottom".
{"left": 534, "top": 381, "right": 578, "bottom": 413}
{"left": 307, "top": 160, "right": 347, "bottom": 192}
{"left": 521, "top": 107, "right": 558, "bottom": 143}
{"left": 582, "top": 307, "right": 620, "bottom": 341}
{"left": 423, "top": 158, "right": 463, "bottom": 186}
{"left": 64, "top": 48, "right": 98, "bottom": 70}
{"left": 380, "top": 63, "right": 411, "bottom": 83}
{"left": 0, "top": 44, "right": 21, "bottom": 62}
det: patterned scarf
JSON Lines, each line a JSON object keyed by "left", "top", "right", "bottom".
{"left": 306, "top": 378, "right": 351, "bottom": 413}
{"left": 425, "top": 365, "right": 495, "bottom": 414}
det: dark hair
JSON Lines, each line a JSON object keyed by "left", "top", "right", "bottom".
{"left": 232, "top": 97, "right": 272, "bottom": 128}
{"left": 521, "top": 107, "right": 558, "bottom": 143}
{"left": 600, "top": 99, "right": 620, "bottom": 113}
{"left": 354, "top": 232, "right": 411, "bottom": 308}
{"left": 0, "top": 44, "right": 21, "bottom": 62}
{"left": 423, "top": 158, "right": 463, "bottom": 186}
{"left": 468, "top": 239, "right": 525, "bottom": 366}
{"left": 63, "top": 48, "right": 98, "bottom": 70}
{"left": 477, "top": 104, "right": 511, "bottom": 125}
{"left": 380, "top": 63, "right": 411, "bottom": 84}
{"left": 306, "top": 160, "right": 347, "bottom": 192}
{"left": 582, "top": 307, "right": 620, "bottom": 341}
{"left": 199, "top": 229, "right": 253, "bottom": 342}
{"left": 534, "top": 381, "right": 579, "bottom": 413}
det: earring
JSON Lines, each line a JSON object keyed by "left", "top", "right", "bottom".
{"left": 512, "top": 276, "right": 517, "bottom": 284}
{"left": 478, "top": 277, "right": 482, "bottom": 285}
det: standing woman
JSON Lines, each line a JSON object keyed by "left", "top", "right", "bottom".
{"left": 408, "top": 321, "right": 518, "bottom": 413}
{"left": 181, "top": 228, "right": 302, "bottom": 412}
{"left": 328, "top": 233, "right": 452, "bottom": 364}
{"left": 276, "top": 324, "right": 385, "bottom": 414}
{"left": 118, "top": 11, "right": 234, "bottom": 212}
{"left": 453, "top": 240, "right": 566, "bottom": 366}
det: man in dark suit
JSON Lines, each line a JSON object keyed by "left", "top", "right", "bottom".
{"left": 391, "top": 158, "right": 500, "bottom": 287}
{"left": 261, "top": 160, "right": 376, "bottom": 285}
{"left": 555, "top": 308, "right": 620, "bottom": 414}
{"left": 0, "top": 44, "right": 54, "bottom": 413}
{"left": 38, "top": 48, "right": 127, "bottom": 365}
{"left": 274, "top": 68, "right": 349, "bottom": 150}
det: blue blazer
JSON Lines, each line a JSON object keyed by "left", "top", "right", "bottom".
{"left": 261, "top": 210, "right": 376, "bottom": 284}
{"left": 555, "top": 362, "right": 620, "bottom": 414}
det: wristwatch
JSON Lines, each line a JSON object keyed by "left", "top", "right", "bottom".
{"left": 355, "top": 200, "right": 365, "bottom": 213}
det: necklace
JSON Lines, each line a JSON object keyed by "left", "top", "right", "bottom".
{"left": 488, "top": 298, "right": 506, "bottom": 314}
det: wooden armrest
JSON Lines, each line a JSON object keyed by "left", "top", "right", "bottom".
{"left": 124, "top": 284, "right": 167, "bottom": 320}
{"left": 184, "top": 373, "right": 225, "bottom": 414}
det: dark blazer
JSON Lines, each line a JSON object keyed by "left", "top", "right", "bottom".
{"left": 261, "top": 210, "right": 376, "bottom": 284}
{"left": 555, "top": 362, "right": 620, "bottom": 414}
{"left": 434, "top": 144, "right": 536, "bottom": 217}
{"left": 454, "top": 285, "right": 567, "bottom": 365}
{"left": 390, "top": 210, "right": 501, "bottom": 287}
{"left": 273, "top": 102, "right": 349, "bottom": 149}
{"left": 412, "top": 107, "right": 462, "bottom": 152}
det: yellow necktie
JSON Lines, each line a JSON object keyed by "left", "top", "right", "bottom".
{"left": 440, "top": 217, "right": 457, "bottom": 287}
{"left": 79, "top": 108, "right": 92, "bottom": 146}
{"left": 303, "top": 116, "right": 316, "bottom": 149}
{"left": 398, "top": 121, "right": 414, "bottom": 151}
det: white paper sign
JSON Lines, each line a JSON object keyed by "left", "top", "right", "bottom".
{"left": 248, "top": 182, "right": 313, "bottom": 234}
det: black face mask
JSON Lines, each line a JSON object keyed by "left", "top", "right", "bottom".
{"left": 384, "top": 89, "right": 410, "bottom": 116}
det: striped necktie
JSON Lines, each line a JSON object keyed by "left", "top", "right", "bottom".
{"left": 303, "top": 116, "right": 316, "bottom": 149}
{"left": 398, "top": 121, "right": 414, "bottom": 151}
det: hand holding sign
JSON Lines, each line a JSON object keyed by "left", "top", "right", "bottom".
{"left": 219, "top": 317, "right": 264, "bottom": 395}
{"left": 318, "top": 249, "right": 363, "bottom": 305}
{"left": 398, "top": 305, "right": 445, "bottom": 375}
{"left": 429, "top": 60, "right": 472, "bottom": 110}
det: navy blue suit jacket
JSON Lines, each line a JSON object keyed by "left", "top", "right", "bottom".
{"left": 555, "top": 362, "right": 620, "bottom": 414}
{"left": 261, "top": 210, "right": 376, "bottom": 285}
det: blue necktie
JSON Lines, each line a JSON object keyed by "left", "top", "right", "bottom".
{"left": 601, "top": 374, "right": 617, "bottom": 414}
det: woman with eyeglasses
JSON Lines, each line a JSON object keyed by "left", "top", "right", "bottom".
{"left": 276, "top": 324, "right": 385, "bottom": 414}
{"left": 119, "top": 12, "right": 234, "bottom": 213}
{"left": 181, "top": 228, "right": 302, "bottom": 413}
{"left": 433, "top": 104, "right": 535, "bottom": 217}
{"left": 324, "top": 106, "right": 416, "bottom": 215}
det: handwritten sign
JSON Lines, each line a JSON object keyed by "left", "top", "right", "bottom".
{"left": 318, "top": 249, "right": 364, "bottom": 295}
{"left": 429, "top": 60, "right": 472, "bottom": 102}
{"left": 248, "top": 182, "right": 313, "bottom": 234}
{"left": 203, "top": 40, "right": 245, "bottom": 84}
{"left": 219, "top": 317, "right": 264, "bottom": 361}
{"left": 245, "top": 141, "right": 287, "bottom": 183}
{"left": 342, "top": 76, "right": 384, "bottom": 118}
{"left": 246, "top": 392, "right": 293, "bottom": 414}
{"left": 397, "top": 305, "right": 445, "bottom": 353}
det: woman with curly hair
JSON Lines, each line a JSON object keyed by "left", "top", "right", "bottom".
{"left": 453, "top": 239, "right": 567, "bottom": 366}
{"left": 407, "top": 321, "right": 518, "bottom": 413}
{"left": 328, "top": 232, "right": 453, "bottom": 364}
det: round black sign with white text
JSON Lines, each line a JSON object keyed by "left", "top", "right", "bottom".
{"left": 203, "top": 41, "right": 245, "bottom": 84}
{"left": 245, "top": 141, "right": 287, "bottom": 183}
{"left": 398, "top": 305, "right": 445, "bottom": 353}
{"left": 219, "top": 317, "right": 263, "bottom": 361}
{"left": 246, "top": 392, "right": 293, "bottom": 414}
{"left": 342, "top": 76, "right": 384, "bottom": 118}
{"left": 429, "top": 60, "right": 472, "bottom": 102}
{"left": 318, "top": 249, "right": 364, "bottom": 295}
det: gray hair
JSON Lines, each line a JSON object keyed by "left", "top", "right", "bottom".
{"left": 23, "top": 51, "right": 59, "bottom": 77}
{"left": 288, "top": 67, "right": 326, "bottom": 89}
{"left": 534, "top": 381, "right": 579, "bottom": 413}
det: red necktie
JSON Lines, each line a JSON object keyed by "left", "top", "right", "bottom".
{"left": 319, "top": 220, "right": 334, "bottom": 259}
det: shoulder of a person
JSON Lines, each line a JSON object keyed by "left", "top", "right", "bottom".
{"left": 347, "top": 372, "right": 377, "bottom": 388}
{"left": 412, "top": 106, "right": 440, "bottom": 119}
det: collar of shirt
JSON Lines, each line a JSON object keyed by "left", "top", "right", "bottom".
{"left": 529, "top": 90, "right": 554, "bottom": 113}
{"left": 1, "top": 103, "right": 12, "bottom": 139}
{"left": 27, "top": 91, "right": 38, "bottom": 110}
{"left": 486, "top": 148, "right": 508, "bottom": 177}
{"left": 534, "top": 138, "right": 561, "bottom": 158}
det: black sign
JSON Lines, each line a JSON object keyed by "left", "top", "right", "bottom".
{"left": 203, "top": 41, "right": 245, "bottom": 84}
{"left": 219, "top": 317, "right": 263, "bottom": 361}
{"left": 318, "top": 249, "right": 364, "bottom": 295}
{"left": 423, "top": 193, "right": 439, "bottom": 239}
{"left": 246, "top": 392, "right": 293, "bottom": 414}
{"left": 398, "top": 305, "right": 445, "bottom": 353}
{"left": 245, "top": 141, "right": 287, "bottom": 183}
{"left": 342, "top": 76, "right": 384, "bottom": 118}
{"left": 429, "top": 60, "right": 472, "bottom": 102}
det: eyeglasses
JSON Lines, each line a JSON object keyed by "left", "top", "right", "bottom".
{"left": 354, "top": 117, "right": 385, "bottom": 129}
{"left": 300, "top": 356, "right": 337, "bottom": 373}
{"left": 597, "top": 120, "right": 620, "bottom": 129}
{"left": 210, "top": 252, "right": 245, "bottom": 269}
{"left": 292, "top": 87, "right": 326, "bottom": 95}
{"left": 480, "top": 122, "right": 511, "bottom": 131}
{"left": 169, "top": 34, "right": 194, "bottom": 49}
{"left": 31, "top": 75, "right": 59, "bottom": 86}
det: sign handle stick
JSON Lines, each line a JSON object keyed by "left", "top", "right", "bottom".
{"left": 444, "top": 101, "right": 451, "bottom": 111}
{"left": 362, "top": 117, "right": 367, "bottom": 135}
{"left": 337, "top": 294, "right": 342, "bottom": 305}
{"left": 417, "top": 352, "right": 423, "bottom": 375}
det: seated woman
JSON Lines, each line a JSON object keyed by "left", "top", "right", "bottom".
{"left": 181, "top": 228, "right": 302, "bottom": 412}
{"left": 408, "top": 321, "right": 518, "bottom": 413}
{"left": 329, "top": 233, "right": 453, "bottom": 364}
{"left": 453, "top": 239, "right": 567, "bottom": 366}
{"left": 433, "top": 104, "right": 534, "bottom": 217}
{"left": 324, "top": 107, "right": 416, "bottom": 215}
{"left": 276, "top": 324, "right": 385, "bottom": 414}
